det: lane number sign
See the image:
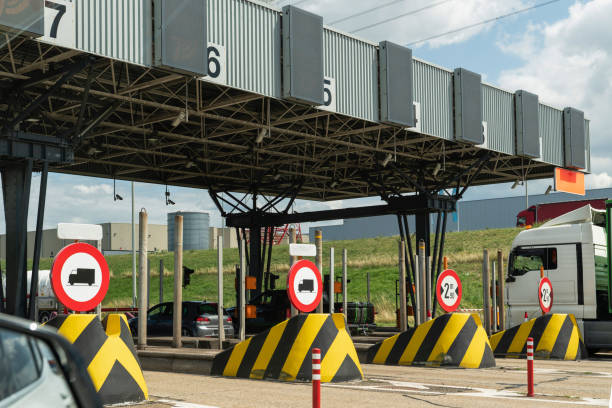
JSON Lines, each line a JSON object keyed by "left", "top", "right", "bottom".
{"left": 287, "top": 259, "right": 322, "bottom": 313}
{"left": 50, "top": 243, "right": 110, "bottom": 312}
{"left": 42, "top": 0, "right": 75, "bottom": 49}
{"left": 318, "top": 77, "right": 336, "bottom": 112}
{"left": 436, "top": 269, "right": 462, "bottom": 313}
{"left": 202, "top": 43, "right": 227, "bottom": 86}
{"left": 538, "top": 277, "right": 553, "bottom": 314}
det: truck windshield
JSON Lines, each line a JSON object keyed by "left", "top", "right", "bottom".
{"left": 509, "top": 247, "right": 557, "bottom": 276}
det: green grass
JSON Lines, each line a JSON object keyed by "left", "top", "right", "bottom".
{"left": 22, "top": 227, "right": 522, "bottom": 324}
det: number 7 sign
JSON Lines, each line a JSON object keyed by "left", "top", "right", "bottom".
{"left": 43, "top": 0, "right": 75, "bottom": 49}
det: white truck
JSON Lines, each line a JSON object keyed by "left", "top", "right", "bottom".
{"left": 1, "top": 270, "right": 62, "bottom": 322}
{"left": 505, "top": 204, "right": 611, "bottom": 351}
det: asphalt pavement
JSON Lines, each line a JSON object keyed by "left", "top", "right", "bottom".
{"left": 121, "top": 359, "right": 612, "bottom": 407}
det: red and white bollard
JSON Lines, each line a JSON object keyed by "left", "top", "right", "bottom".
{"left": 526, "top": 337, "right": 534, "bottom": 397}
{"left": 312, "top": 348, "right": 321, "bottom": 408}
{"left": 524, "top": 311, "right": 529, "bottom": 322}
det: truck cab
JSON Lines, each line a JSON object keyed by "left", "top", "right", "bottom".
{"left": 505, "top": 205, "right": 610, "bottom": 350}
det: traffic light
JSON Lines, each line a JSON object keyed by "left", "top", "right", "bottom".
{"left": 183, "top": 266, "right": 195, "bottom": 288}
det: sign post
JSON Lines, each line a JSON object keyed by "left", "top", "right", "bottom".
{"left": 538, "top": 277, "right": 553, "bottom": 314}
{"left": 50, "top": 243, "right": 109, "bottom": 312}
{"left": 436, "top": 269, "right": 462, "bottom": 313}
{"left": 287, "top": 260, "right": 322, "bottom": 313}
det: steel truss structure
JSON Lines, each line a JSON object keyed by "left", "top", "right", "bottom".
{"left": 0, "top": 36, "right": 552, "bottom": 203}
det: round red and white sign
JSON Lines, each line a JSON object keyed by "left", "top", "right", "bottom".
{"left": 51, "top": 243, "right": 110, "bottom": 312}
{"left": 538, "top": 277, "right": 553, "bottom": 314}
{"left": 436, "top": 269, "right": 462, "bottom": 313}
{"left": 287, "top": 259, "right": 322, "bottom": 313}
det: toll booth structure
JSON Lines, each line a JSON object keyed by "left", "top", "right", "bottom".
{"left": 0, "top": 0, "right": 589, "bottom": 327}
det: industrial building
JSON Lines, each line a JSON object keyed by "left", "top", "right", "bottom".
{"left": 310, "top": 187, "right": 612, "bottom": 241}
{"left": 0, "top": 220, "right": 245, "bottom": 259}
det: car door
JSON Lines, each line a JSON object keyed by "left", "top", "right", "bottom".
{"left": 157, "top": 303, "right": 174, "bottom": 336}
{"left": 146, "top": 304, "right": 164, "bottom": 336}
{"left": 546, "top": 244, "right": 583, "bottom": 319}
{"left": 506, "top": 246, "right": 556, "bottom": 326}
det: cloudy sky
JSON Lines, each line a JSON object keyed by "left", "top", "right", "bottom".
{"left": 4, "top": 0, "right": 611, "bottom": 233}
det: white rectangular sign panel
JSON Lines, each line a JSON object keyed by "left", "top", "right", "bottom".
{"left": 318, "top": 77, "right": 337, "bottom": 112}
{"left": 57, "top": 223, "right": 102, "bottom": 241}
{"left": 42, "top": 0, "right": 75, "bottom": 49}
{"left": 289, "top": 243, "right": 316, "bottom": 257}
{"left": 201, "top": 42, "right": 227, "bottom": 85}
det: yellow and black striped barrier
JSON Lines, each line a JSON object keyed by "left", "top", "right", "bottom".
{"left": 46, "top": 314, "right": 148, "bottom": 404}
{"left": 490, "top": 313, "right": 586, "bottom": 360}
{"left": 212, "top": 313, "right": 363, "bottom": 382}
{"left": 367, "top": 313, "right": 495, "bottom": 368}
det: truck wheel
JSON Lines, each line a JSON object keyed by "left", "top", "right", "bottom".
{"left": 38, "top": 311, "right": 50, "bottom": 323}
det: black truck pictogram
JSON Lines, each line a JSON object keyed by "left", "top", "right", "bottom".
{"left": 68, "top": 268, "right": 95, "bottom": 286}
{"left": 298, "top": 279, "right": 314, "bottom": 293}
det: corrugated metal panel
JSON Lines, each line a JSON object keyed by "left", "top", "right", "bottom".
{"left": 481, "top": 84, "right": 514, "bottom": 155}
{"left": 585, "top": 119, "right": 591, "bottom": 173}
{"left": 73, "top": 0, "right": 151, "bottom": 66}
{"left": 323, "top": 28, "right": 378, "bottom": 122}
{"left": 539, "top": 104, "right": 564, "bottom": 166}
{"left": 412, "top": 59, "right": 453, "bottom": 140}
{"left": 311, "top": 187, "right": 612, "bottom": 240}
{"left": 207, "top": 0, "right": 281, "bottom": 98}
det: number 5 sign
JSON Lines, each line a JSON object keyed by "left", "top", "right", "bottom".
{"left": 436, "top": 269, "right": 462, "bottom": 313}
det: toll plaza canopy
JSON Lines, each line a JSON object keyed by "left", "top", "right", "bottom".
{"left": 0, "top": 0, "right": 592, "bottom": 319}
{"left": 0, "top": 0, "right": 590, "bottom": 202}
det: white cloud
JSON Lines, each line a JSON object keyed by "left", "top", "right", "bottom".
{"left": 73, "top": 184, "right": 113, "bottom": 195}
{"left": 497, "top": 0, "right": 612, "bottom": 174}
{"left": 586, "top": 172, "right": 612, "bottom": 189}
{"left": 295, "top": 0, "right": 530, "bottom": 48}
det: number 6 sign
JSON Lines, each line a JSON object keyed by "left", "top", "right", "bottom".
{"left": 436, "top": 269, "right": 462, "bottom": 313}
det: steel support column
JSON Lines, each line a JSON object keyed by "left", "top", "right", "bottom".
{"left": 2, "top": 160, "right": 33, "bottom": 317}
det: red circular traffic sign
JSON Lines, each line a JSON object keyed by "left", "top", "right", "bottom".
{"left": 436, "top": 269, "right": 462, "bottom": 313}
{"left": 51, "top": 243, "right": 109, "bottom": 312}
{"left": 538, "top": 277, "right": 553, "bottom": 314}
{"left": 287, "top": 259, "right": 322, "bottom": 313}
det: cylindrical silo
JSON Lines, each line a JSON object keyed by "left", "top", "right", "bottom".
{"left": 167, "top": 211, "right": 210, "bottom": 251}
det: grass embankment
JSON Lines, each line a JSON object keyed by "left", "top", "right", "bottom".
{"left": 24, "top": 227, "right": 521, "bottom": 324}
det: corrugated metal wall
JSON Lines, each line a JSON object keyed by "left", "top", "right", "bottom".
{"left": 73, "top": 0, "right": 151, "bottom": 66}
{"left": 412, "top": 59, "right": 453, "bottom": 140}
{"left": 323, "top": 28, "right": 378, "bottom": 122}
{"left": 481, "top": 84, "right": 515, "bottom": 155}
{"left": 311, "top": 187, "right": 612, "bottom": 241}
{"left": 585, "top": 119, "right": 591, "bottom": 172}
{"left": 539, "top": 104, "right": 564, "bottom": 166}
{"left": 207, "top": 0, "right": 282, "bottom": 98}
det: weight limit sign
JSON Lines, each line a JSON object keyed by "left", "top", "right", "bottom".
{"left": 539, "top": 277, "right": 554, "bottom": 314}
{"left": 436, "top": 269, "right": 462, "bottom": 313}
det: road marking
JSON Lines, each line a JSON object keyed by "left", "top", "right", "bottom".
{"left": 324, "top": 379, "right": 609, "bottom": 406}
{"left": 156, "top": 399, "right": 220, "bottom": 408}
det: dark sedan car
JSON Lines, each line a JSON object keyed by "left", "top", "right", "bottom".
{"left": 128, "top": 301, "right": 234, "bottom": 337}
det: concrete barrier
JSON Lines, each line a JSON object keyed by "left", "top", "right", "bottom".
{"left": 46, "top": 314, "right": 148, "bottom": 405}
{"left": 367, "top": 313, "right": 495, "bottom": 368}
{"left": 490, "top": 313, "right": 586, "bottom": 360}
{"left": 212, "top": 313, "right": 363, "bottom": 382}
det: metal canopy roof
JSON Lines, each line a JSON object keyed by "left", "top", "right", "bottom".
{"left": 0, "top": 0, "right": 589, "bottom": 202}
